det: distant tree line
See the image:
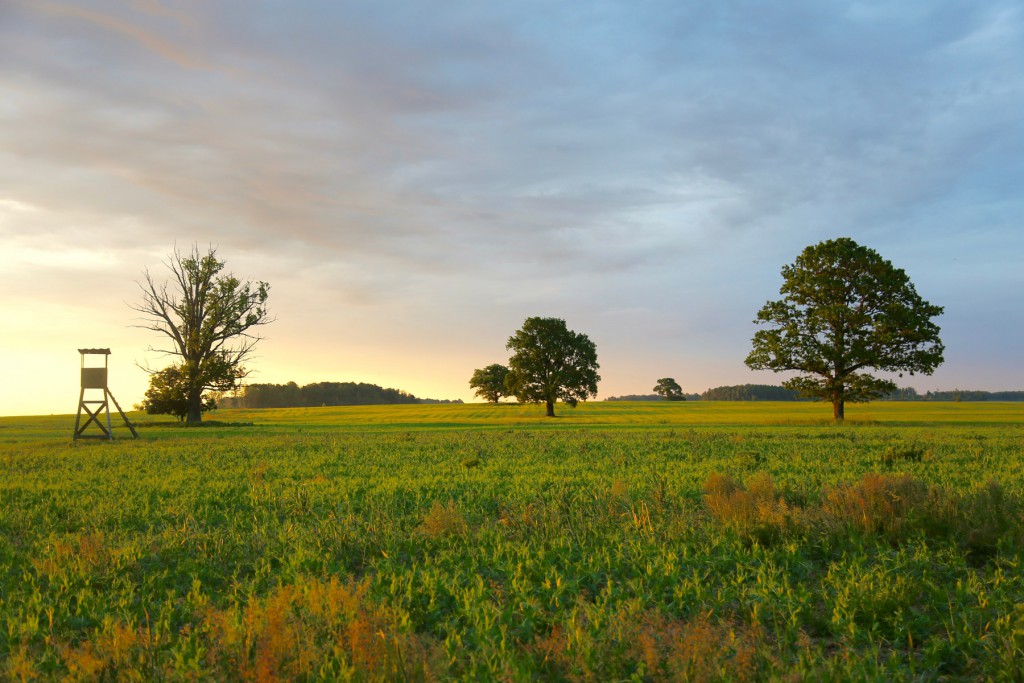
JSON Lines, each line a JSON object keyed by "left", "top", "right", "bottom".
{"left": 604, "top": 394, "right": 662, "bottom": 402}
{"left": 880, "top": 387, "right": 921, "bottom": 401}
{"left": 605, "top": 393, "right": 702, "bottom": 402}
{"left": 218, "top": 381, "right": 462, "bottom": 409}
{"left": 701, "top": 384, "right": 802, "bottom": 401}
{"left": 840, "top": 387, "right": 1024, "bottom": 402}
{"left": 922, "top": 390, "right": 1024, "bottom": 402}
{"left": 694, "top": 385, "right": 1024, "bottom": 402}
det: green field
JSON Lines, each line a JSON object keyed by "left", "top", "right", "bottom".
{"left": 2, "top": 402, "right": 1023, "bottom": 681}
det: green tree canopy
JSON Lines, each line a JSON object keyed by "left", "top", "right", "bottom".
{"left": 506, "top": 317, "right": 600, "bottom": 417}
{"left": 745, "top": 237, "right": 944, "bottom": 420}
{"left": 136, "top": 365, "right": 216, "bottom": 421}
{"left": 132, "top": 245, "right": 271, "bottom": 424}
{"left": 469, "top": 364, "right": 511, "bottom": 403}
{"left": 653, "top": 377, "right": 686, "bottom": 401}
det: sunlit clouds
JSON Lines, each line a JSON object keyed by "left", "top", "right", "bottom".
{"left": 1, "top": 0, "right": 1022, "bottom": 415}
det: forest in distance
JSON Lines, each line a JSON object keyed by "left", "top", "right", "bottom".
{"left": 678, "top": 386, "right": 1024, "bottom": 402}
{"left": 216, "top": 380, "right": 1024, "bottom": 411}
{"left": 216, "top": 381, "right": 464, "bottom": 409}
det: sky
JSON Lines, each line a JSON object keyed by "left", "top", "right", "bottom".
{"left": 1, "top": 1, "right": 1022, "bottom": 416}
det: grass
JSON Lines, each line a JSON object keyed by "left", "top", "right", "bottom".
{"left": 4, "top": 400, "right": 1021, "bottom": 441}
{"left": 1, "top": 401, "right": 1023, "bottom": 680}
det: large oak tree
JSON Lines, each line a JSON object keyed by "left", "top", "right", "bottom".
{"left": 132, "top": 245, "right": 271, "bottom": 424}
{"left": 745, "top": 237, "right": 943, "bottom": 420}
{"left": 506, "top": 317, "right": 600, "bottom": 417}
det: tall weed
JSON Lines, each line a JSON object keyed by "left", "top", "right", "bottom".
{"left": 703, "top": 472, "right": 797, "bottom": 545}
{"left": 819, "top": 473, "right": 938, "bottom": 541}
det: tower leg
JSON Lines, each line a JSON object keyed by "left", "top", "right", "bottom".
{"left": 73, "top": 387, "right": 85, "bottom": 440}
{"left": 104, "top": 389, "right": 113, "bottom": 439}
{"left": 75, "top": 393, "right": 112, "bottom": 440}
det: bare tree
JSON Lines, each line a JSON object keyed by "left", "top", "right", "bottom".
{"left": 131, "top": 245, "right": 271, "bottom": 423}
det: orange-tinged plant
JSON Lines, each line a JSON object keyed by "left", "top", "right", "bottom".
{"left": 821, "top": 473, "right": 934, "bottom": 538}
{"left": 532, "top": 605, "right": 766, "bottom": 681}
{"left": 202, "top": 576, "right": 444, "bottom": 681}
{"left": 6, "top": 644, "right": 38, "bottom": 683}
{"left": 703, "top": 472, "right": 797, "bottom": 544}
{"left": 418, "top": 500, "right": 469, "bottom": 539}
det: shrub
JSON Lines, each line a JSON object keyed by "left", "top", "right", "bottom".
{"left": 418, "top": 500, "right": 469, "bottom": 539}
{"left": 955, "top": 480, "right": 1021, "bottom": 564}
{"left": 532, "top": 604, "right": 766, "bottom": 681}
{"left": 703, "top": 472, "right": 797, "bottom": 545}
{"left": 880, "top": 444, "right": 925, "bottom": 467}
{"left": 820, "top": 474, "right": 936, "bottom": 540}
{"left": 203, "top": 577, "right": 445, "bottom": 681}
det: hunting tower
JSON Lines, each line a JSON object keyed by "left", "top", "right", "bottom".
{"left": 73, "top": 348, "right": 138, "bottom": 440}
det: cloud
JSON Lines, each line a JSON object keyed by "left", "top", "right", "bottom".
{"left": 35, "top": 1, "right": 210, "bottom": 71}
{"left": 1, "top": 1, "right": 1022, "bottom": 414}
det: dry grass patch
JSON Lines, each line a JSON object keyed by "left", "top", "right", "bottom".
{"left": 703, "top": 472, "right": 798, "bottom": 545}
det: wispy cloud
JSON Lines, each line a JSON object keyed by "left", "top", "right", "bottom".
{"left": 1, "top": 1, "right": 1022, "bottom": 413}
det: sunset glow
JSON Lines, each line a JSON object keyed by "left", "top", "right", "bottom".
{"left": 2, "top": 1, "right": 1022, "bottom": 416}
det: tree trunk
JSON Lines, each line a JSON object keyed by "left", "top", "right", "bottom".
{"left": 833, "top": 397, "right": 845, "bottom": 421}
{"left": 186, "top": 390, "right": 203, "bottom": 424}
{"left": 832, "top": 376, "right": 845, "bottom": 422}
{"left": 546, "top": 399, "right": 555, "bottom": 417}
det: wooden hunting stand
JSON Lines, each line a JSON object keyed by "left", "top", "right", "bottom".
{"left": 73, "top": 348, "right": 138, "bottom": 440}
